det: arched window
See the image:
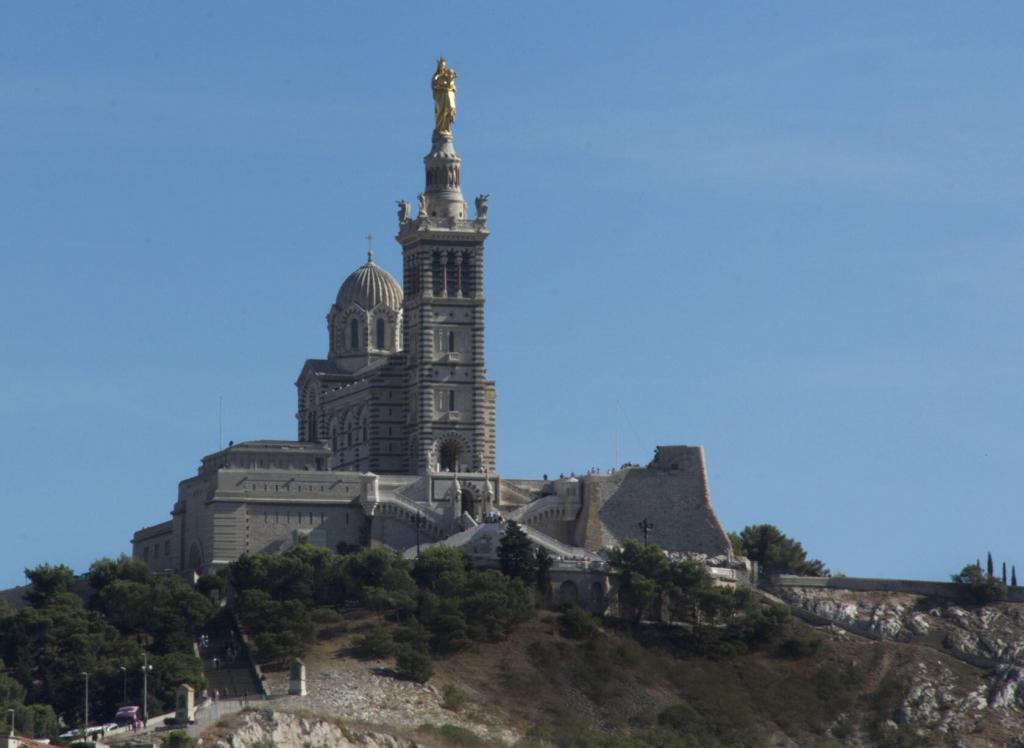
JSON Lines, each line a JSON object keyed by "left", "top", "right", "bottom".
{"left": 350, "top": 319, "right": 359, "bottom": 350}
{"left": 447, "top": 330, "right": 455, "bottom": 352}
{"left": 440, "top": 439, "right": 460, "bottom": 472}
{"left": 376, "top": 318, "right": 385, "bottom": 349}
{"left": 448, "top": 390, "right": 456, "bottom": 411}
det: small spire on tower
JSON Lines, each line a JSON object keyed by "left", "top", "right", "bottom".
{"left": 366, "top": 233, "right": 374, "bottom": 263}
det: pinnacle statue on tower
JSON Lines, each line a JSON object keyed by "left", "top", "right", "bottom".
{"left": 431, "top": 57, "right": 457, "bottom": 134}
{"left": 393, "top": 58, "right": 496, "bottom": 475}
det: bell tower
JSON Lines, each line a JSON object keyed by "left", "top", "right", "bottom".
{"left": 397, "top": 59, "right": 496, "bottom": 474}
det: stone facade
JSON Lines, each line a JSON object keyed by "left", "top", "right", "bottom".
{"left": 132, "top": 440, "right": 732, "bottom": 575}
{"left": 131, "top": 78, "right": 732, "bottom": 575}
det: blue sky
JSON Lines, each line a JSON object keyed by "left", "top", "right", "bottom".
{"left": 1, "top": 3, "right": 1022, "bottom": 588}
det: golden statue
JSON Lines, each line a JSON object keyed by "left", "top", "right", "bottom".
{"left": 431, "top": 57, "right": 457, "bottom": 134}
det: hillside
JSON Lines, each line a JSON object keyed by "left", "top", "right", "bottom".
{"left": 10, "top": 548, "right": 1024, "bottom": 746}
{"left": 195, "top": 604, "right": 1024, "bottom": 748}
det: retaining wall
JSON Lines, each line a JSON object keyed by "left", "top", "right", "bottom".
{"left": 771, "top": 575, "right": 1024, "bottom": 602}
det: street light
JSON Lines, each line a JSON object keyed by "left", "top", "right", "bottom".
{"left": 414, "top": 511, "right": 427, "bottom": 557}
{"left": 637, "top": 518, "right": 654, "bottom": 547}
{"left": 81, "top": 672, "right": 89, "bottom": 739}
{"left": 120, "top": 665, "right": 128, "bottom": 706}
{"left": 140, "top": 655, "right": 154, "bottom": 727}
{"left": 7, "top": 708, "right": 14, "bottom": 737}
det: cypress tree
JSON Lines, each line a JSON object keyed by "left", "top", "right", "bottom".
{"left": 987, "top": 552, "right": 994, "bottom": 579}
{"left": 1003, "top": 561, "right": 1008, "bottom": 584}
{"left": 1013, "top": 566, "right": 1018, "bottom": 588}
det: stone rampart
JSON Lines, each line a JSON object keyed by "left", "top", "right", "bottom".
{"left": 772, "top": 575, "right": 1024, "bottom": 602}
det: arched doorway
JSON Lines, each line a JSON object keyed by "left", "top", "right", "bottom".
{"left": 591, "top": 582, "right": 605, "bottom": 612}
{"left": 439, "top": 438, "right": 462, "bottom": 472}
{"left": 558, "top": 581, "right": 579, "bottom": 606}
{"left": 460, "top": 489, "right": 476, "bottom": 518}
{"left": 433, "top": 432, "right": 472, "bottom": 473}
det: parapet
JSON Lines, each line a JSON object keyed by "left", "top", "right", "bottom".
{"left": 197, "top": 440, "right": 332, "bottom": 476}
{"left": 649, "top": 445, "right": 705, "bottom": 472}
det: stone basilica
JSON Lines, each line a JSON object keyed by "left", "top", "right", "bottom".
{"left": 295, "top": 120, "right": 496, "bottom": 478}
{"left": 132, "top": 62, "right": 735, "bottom": 601}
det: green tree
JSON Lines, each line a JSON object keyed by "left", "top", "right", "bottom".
{"left": 952, "top": 563, "right": 1007, "bottom": 605}
{"left": 608, "top": 540, "right": 671, "bottom": 623}
{"left": 88, "top": 556, "right": 151, "bottom": 590}
{"left": 412, "top": 546, "right": 472, "bottom": 596}
{"left": 149, "top": 652, "right": 206, "bottom": 713}
{"left": 196, "top": 571, "right": 227, "bottom": 600}
{"left": 0, "top": 589, "right": 144, "bottom": 726}
{"left": 2, "top": 702, "right": 60, "bottom": 739}
{"left": 460, "top": 571, "right": 532, "bottom": 641}
{"left": 732, "top": 524, "right": 827, "bottom": 577}
{"left": 394, "top": 646, "right": 433, "bottom": 683}
{"left": 559, "top": 605, "right": 601, "bottom": 640}
{"left": 90, "top": 573, "right": 214, "bottom": 654}
{"left": 343, "top": 547, "right": 416, "bottom": 607}
{"left": 497, "top": 521, "right": 537, "bottom": 583}
{"left": 535, "top": 546, "right": 553, "bottom": 598}
{"left": 665, "top": 559, "right": 711, "bottom": 625}
{"left": 23, "top": 564, "right": 76, "bottom": 606}
{"left": 392, "top": 618, "right": 431, "bottom": 653}
{"left": 352, "top": 626, "right": 395, "bottom": 659}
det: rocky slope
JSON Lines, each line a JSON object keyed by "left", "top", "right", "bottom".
{"left": 775, "top": 585, "right": 1024, "bottom": 740}
{"left": 774, "top": 586, "right": 1024, "bottom": 670}
{"left": 184, "top": 605, "right": 1024, "bottom": 747}
{"left": 203, "top": 709, "right": 408, "bottom": 748}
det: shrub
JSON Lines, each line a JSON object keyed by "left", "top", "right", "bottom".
{"left": 420, "top": 724, "right": 484, "bottom": 747}
{"left": 395, "top": 645, "right": 434, "bottom": 683}
{"left": 429, "top": 612, "right": 472, "bottom": 653}
{"left": 167, "top": 730, "right": 195, "bottom": 747}
{"left": 352, "top": 625, "right": 395, "bottom": 659}
{"left": 776, "top": 629, "right": 823, "bottom": 659}
{"left": 731, "top": 524, "right": 828, "bottom": 577}
{"left": 196, "top": 572, "right": 227, "bottom": 599}
{"left": 559, "top": 605, "right": 601, "bottom": 640}
{"left": 442, "top": 684, "right": 466, "bottom": 712}
{"left": 311, "top": 607, "right": 344, "bottom": 624}
{"left": 952, "top": 563, "right": 1008, "bottom": 605}
{"left": 393, "top": 619, "right": 431, "bottom": 653}
{"left": 658, "top": 694, "right": 761, "bottom": 748}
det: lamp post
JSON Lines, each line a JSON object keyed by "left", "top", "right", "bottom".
{"left": 141, "top": 654, "right": 153, "bottom": 727}
{"left": 637, "top": 518, "right": 654, "bottom": 547}
{"left": 120, "top": 665, "right": 128, "bottom": 705}
{"left": 7, "top": 707, "right": 14, "bottom": 737}
{"left": 414, "top": 511, "right": 427, "bottom": 557}
{"left": 81, "top": 672, "right": 89, "bottom": 739}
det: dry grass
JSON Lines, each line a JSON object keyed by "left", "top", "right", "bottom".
{"left": 271, "top": 608, "right": 1013, "bottom": 747}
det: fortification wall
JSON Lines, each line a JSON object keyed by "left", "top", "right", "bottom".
{"left": 772, "top": 575, "right": 1024, "bottom": 603}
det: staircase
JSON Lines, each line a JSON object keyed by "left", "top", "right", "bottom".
{"left": 199, "top": 609, "right": 263, "bottom": 700}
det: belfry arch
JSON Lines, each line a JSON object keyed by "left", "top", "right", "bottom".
{"left": 432, "top": 432, "right": 472, "bottom": 473}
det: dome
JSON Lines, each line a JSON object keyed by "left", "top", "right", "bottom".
{"left": 336, "top": 252, "right": 403, "bottom": 310}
